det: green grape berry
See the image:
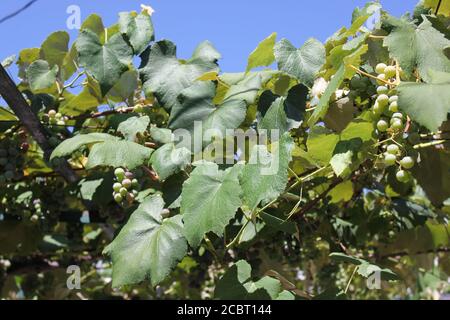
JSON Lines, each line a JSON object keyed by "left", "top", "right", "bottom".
{"left": 114, "top": 168, "right": 125, "bottom": 180}
{"left": 114, "top": 193, "right": 123, "bottom": 203}
{"left": 392, "top": 112, "right": 403, "bottom": 120}
{"left": 350, "top": 76, "right": 367, "bottom": 90}
{"left": 384, "top": 153, "right": 397, "bottom": 166}
{"left": 119, "top": 187, "right": 128, "bottom": 197}
{"left": 122, "top": 179, "right": 132, "bottom": 189}
{"left": 387, "top": 144, "right": 400, "bottom": 155}
{"left": 389, "top": 101, "right": 399, "bottom": 112}
{"left": 377, "top": 94, "right": 389, "bottom": 107}
{"left": 384, "top": 66, "right": 396, "bottom": 78}
{"left": 30, "top": 214, "right": 39, "bottom": 223}
{"left": 48, "top": 110, "right": 57, "bottom": 117}
{"left": 400, "top": 156, "right": 415, "bottom": 169}
{"left": 377, "top": 86, "right": 388, "bottom": 95}
{"left": 396, "top": 170, "right": 410, "bottom": 183}
{"left": 131, "top": 179, "right": 139, "bottom": 188}
{"left": 377, "top": 74, "right": 387, "bottom": 85}
{"left": 372, "top": 102, "right": 383, "bottom": 115}
{"left": 376, "top": 63, "right": 387, "bottom": 74}
{"left": 377, "top": 120, "right": 389, "bottom": 132}
{"left": 113, "top": 183, "right": 122, "bottom": 192}
{"left": 389, "top": 95, "right": 398, "bottom": 103}
{"left": 391, "top": 118, "right": 403, "bottom": 131}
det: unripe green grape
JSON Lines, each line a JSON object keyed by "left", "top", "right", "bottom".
{"left": 48, "top": 109, "right": 57, "bottom": 117}
{"left": 387, "top": 144, "right": 400, "bottom": 155}
{"left": 114, "top": 168, "right": 125, "bottom": 180}
{"left": 119, "top": 187, "right": 128, "bottom": 197}
{"left": 132, "top": 190, "right": 139, "bottom": 196}
{"left": 377, "top": 120, "right": 389, "bottom": 132}
{"left": 131, "top": 179, "right": 139, "bottom": 188}
{"left": 114, "top": 193, "right": 123, "bottom": 203}
{"left": 372, "top": 102, "right": 383, "bottom": 115}
{"left": 391, "top": 118, "right": 403, "bottom": 131}
{"left": 377, "top": 86, "right": 388, "bottom": 95}
{"left": 30, "top": 214, "right": 39, "bottom": 223}
{"left": 377, "top": 94, "right": 389, "bottom": 107}
{"left": 376, "top": 63, "right": 387, "bottom": 74}
{"left": 389, "top": 101, "right": 399, "bottom": 112}
{"left": 57, "top": 120, "right": 66, "bottom": 126}
{"left": 384, "top": 153, "right": 397, "bottom": 166}
{"left": 122, "top": 179, "right": 132, "bottom": 189}
{"left": 113, "top": 183, "right": 122, "bottom": 192}
{"left": 400, "top": 156, "right": 415, "bottom": 169}
{"left": 377, "top": 74, "right": 387, "bottom": 85}
{"left": 55, "top": 113, "right": 63, "bottom": 120}
{"left": 384, "top": 66, "right": 396, "bottom": 78}
{"left": 396, "top": 170, "right": 410, "bottom": 183}
{"left": 392, "top": 112, "right": 403, "bottom": 120}
{"left": 389, "top": 95, "right": 398, "bottom": 103}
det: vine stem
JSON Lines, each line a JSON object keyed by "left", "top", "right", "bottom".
{"left": 344, "top": 266, "right": 359, "bottom": 294}
{"left": 348, "top": 65, "right": 392, "bottom": 86}
{"left": 413, "top": 140, "right": 447, "bottom": 149}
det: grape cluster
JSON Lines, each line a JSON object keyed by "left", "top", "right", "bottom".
{"left": 43, "top": 109, "right": 69, "bottom": 126}
{"left": 372, "top": 63, "right": 416, "bottom": 183}
{"left": 113, "top": 168, "right": 140, "bottom": 204}
{"left": 0, "top": 137, "right": 26, "bottom": 185}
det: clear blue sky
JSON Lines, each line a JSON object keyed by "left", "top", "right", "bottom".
{"left": 1, "top": 0, "right": 418, "bottom": 73}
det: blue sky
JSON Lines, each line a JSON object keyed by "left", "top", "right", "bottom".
{"left": 1, "top": 0, "right": 418, "bottom": 73}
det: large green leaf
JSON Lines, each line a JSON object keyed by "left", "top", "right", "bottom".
{"left": 119, "top": 11, "right": 154, "bottom": 55}
{"left": 246, "top": 33, "right": 277, "bottom": 72}
{"left": 169, "top": 81, "right": 247, "bottom": 149}
{"left": 181, "top": 163, "right": 243, "bottom": 248}
{"left": 27, "top": 60, "right": 58, "bottom": 91}
{"left": 150, "top": 143, "right": 191, "bottom": 181}
{"left": 398, "top": 70, "right": 450, "bottom": 132}
{"left": 383, "top": 15, "right": 450, "bottom": 82}
{"left": 104, "top": 195, "right": 187, "bottom": 287}
{"left": 86, "top": 140, "right": 153, "bottom": 170}
{"left": 240, "top": 133, "right": 294, "bottom": 211}
{"left": 51, "top": 133, "right": 118, "bottom": 160}
{"left": 274, "top": 38, "right": 325, "bottom": 87}
{"left": 40, "top": 31, "right": 75, "bottom": 80}
{"left": 140, "top": 40, "right": 220, "bottom": 111}
{"left": 76, "top": 29, "right": 133, "bottom": 96}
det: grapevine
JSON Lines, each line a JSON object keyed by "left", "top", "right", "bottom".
{"left": 0, "top": 1, "right": 449, "bottom": 300}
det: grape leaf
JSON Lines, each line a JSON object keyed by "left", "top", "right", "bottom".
{"left": 119, "top": 10, "right": 154, "bottom": 55}
{"left": 86, "top": 140, "right": 153, "bottom": 170}
{"left": 398, "top": 70, "right": 450, "bottom": 132}
{"left": 181, "top": 163, "right": 243, "bottom": 248}
{"left": 117, "top": 116, "right": 150, "bottom": 140}
{"left": 51, "top": 133, "right": 118, "bottom": 160}
{"left": 104, "top": 195, "right": 187, "bottom": 287}
{"left": 246, "top": 32, "right": 277, "bottom": 72}
{"left": 240, "top": 133, "right": 294, "bottom": 211}
{"left": 150, "top": 143, "right": 191, "bottom": 181}
{"left": 274, "top": 38, "right": 325, "bottom": 87}
{"left": 383, "top": 15, "right": 450, "bottom": 82}
{"left": 140, "top": 40, "right": 220, "bottom": 111}
{"left": 76, "top": 29, "right": 133, "bottom": 96}
{"left": 27, "top": 60, "right": 58, "bottom": 91}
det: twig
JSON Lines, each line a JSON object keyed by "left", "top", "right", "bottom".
{"left": 0, "top": 0, "right": 38, "bottom": 24}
